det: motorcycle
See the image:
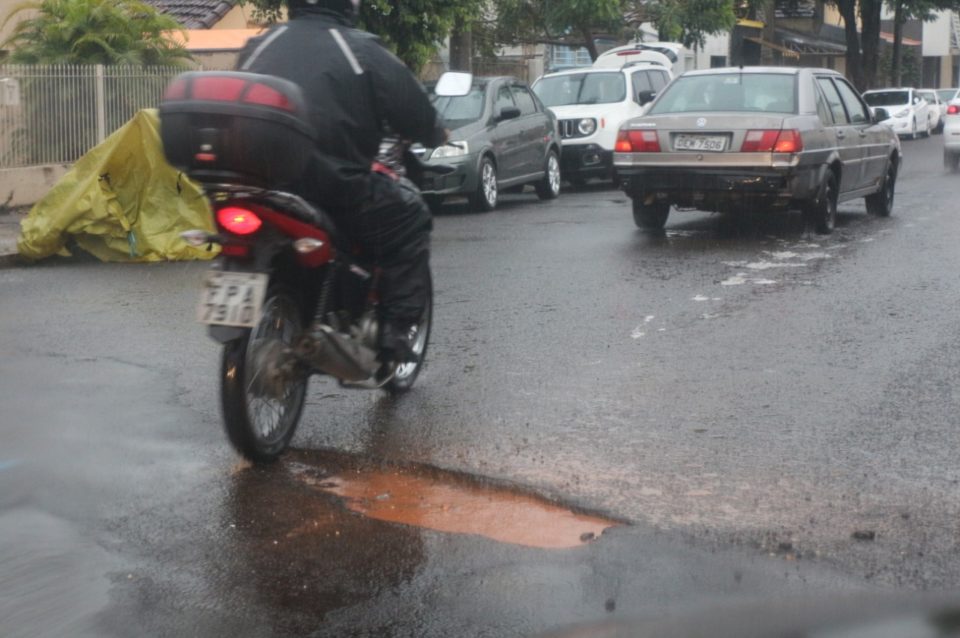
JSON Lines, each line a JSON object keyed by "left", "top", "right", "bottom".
{"left": 159, "top": 70, "right": 471, "bottom": 463}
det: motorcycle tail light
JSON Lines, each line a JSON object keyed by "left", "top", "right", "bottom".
{"left": 243, "top": 83, "right": 295, "bottom": 111}
{"left": 191, "top": 76, "right": 246, "bottom": 101}
{"left": 217, "top": 206, "right": 263, "bottom": 235}
{"left": 741, "top": 129, "right": 803, "bottom": 153}
{"left": 615, "top": 129, "right": 661, "bottom": 152}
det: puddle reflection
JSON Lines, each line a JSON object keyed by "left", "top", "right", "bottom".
{"left": 296, "top": 464, "right": 617, "bottom": 549}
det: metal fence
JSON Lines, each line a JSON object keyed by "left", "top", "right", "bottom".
{"left": 0, "top": 64, "right": 183, "bottom": 168}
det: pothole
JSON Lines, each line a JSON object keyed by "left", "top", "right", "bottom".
{"left": 290, "top": 462, "right": 619, "bottom": 549}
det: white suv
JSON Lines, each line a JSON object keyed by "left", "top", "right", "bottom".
{"left": 532, "top": 64, "right": 673, "bottom": 185}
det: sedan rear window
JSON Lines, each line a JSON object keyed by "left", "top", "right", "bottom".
{"left": 533, "top": 73, "right": 626, "bottom": 106}
{"left": 648, "top": 73, "right": 796, "bottom": 114}
{"left": 863, "top": 90, "right": 910, "bottom": 107}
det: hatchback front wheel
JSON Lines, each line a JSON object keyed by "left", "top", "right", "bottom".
{"left": 470, "top": 157, "right": 498, "bottom": 212}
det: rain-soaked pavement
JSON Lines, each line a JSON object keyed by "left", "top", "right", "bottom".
{"left": 3, "top": 134, "right": 960, "bottom": 636}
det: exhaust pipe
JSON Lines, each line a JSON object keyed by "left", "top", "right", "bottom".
{"left": 296, "top": 325, "right": 378, "bottom": 382}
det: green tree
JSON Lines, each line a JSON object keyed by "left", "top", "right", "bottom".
{"left": 1, "top": 0, "right": 191, "bottom": 65}
{"left": 489, "top": 0, "right": 625, "bottom": 61}
{"left": 888, "top": 0, "right": 960, "bottom": 86}
{"left": 244, "top": 0, "right": 482, "bottom": 72}
{"left": 649, "top": 0, "right": 736, "bottom": 50}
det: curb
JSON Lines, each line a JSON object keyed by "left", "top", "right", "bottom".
{"left": 0, "top": 253, "right": 23, "bottom": 268}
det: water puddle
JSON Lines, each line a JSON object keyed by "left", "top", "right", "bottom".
{"left": 292, "top": 464, "right": 618, "bottom": 549}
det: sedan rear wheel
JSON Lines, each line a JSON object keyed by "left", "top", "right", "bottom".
{"left": 470, "top": 157, "right": 498, "bottom": 212}
{"left": 632, "top": 198, "right": 670, "bottom": 231}
{"left": 945, "top": 150, "right": 960, "bottom": 173}
{"left": 865, "top": 160, "right": 896, "bottom": 217}
{"left": 535, "top": 151, "right": 561, "bottom": 200}
{"left": 803, "top": 172, "right": 837, "bottom": 234}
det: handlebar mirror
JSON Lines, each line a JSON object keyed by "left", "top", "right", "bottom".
{"left": 435, "top": 72, "right": 473, "bottom": 97}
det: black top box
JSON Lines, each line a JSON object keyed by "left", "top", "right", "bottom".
{"left": 159, "top": 71, "right": 317, "bottom": 188}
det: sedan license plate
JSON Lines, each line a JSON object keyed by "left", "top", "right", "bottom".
{"left": 674, "top": 134, "right": 727, "bottom": 152}
{"left": 197, "top": 271, "right": 268, "bottom": 327}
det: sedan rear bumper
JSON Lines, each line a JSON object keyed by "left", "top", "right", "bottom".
{"left": 618, "top": 165, "right": 820, "bottom": 211}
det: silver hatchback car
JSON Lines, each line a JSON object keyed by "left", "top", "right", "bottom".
{"left": 614, "top": 67, "right": 901, "bottom": 233}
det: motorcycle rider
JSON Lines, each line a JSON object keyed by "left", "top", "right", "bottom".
{"left": 235, "top": 0, "right": 447, "bottom": 365}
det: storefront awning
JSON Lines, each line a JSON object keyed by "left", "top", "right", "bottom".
{"left": 743, "top": 36, "right": 801, "bottom": 59}
{"left": 777, "top": 30, "right": 847, "bottom": 55}
{"left": 879, "top": 32, "right": 922, "bottom": 46}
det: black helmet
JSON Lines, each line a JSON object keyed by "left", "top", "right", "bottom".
{"left": 288, "top": 0, "right": 360, "bottom": 21}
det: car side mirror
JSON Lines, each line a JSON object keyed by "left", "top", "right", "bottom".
{"left": 636, "top": 89, "right": 656, "bottom": 105}
{"left": 872, "top": 107, "right": 890, "bottom": 123}
{"left": 497, "top": 106, "right": 521, "bottom": 121}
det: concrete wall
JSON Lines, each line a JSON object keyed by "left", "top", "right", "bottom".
{"left": 0, "top": 165, "right": 71, "bottom": 208}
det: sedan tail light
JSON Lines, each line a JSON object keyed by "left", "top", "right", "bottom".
{"left": 217, "top": 206, "right": 263, "bottom": 235}
{"left": 741, "top": 129, "right": 803, "bottom": 153}
{"left": 615, "top": 129, "right": 661, "bottom": 152}
{"left": 948, "top": 105, "right": 959, "bottom": 115}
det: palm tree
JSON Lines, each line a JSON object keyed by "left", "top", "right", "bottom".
{"left": 1, "top": 0, "right": 191, "bottom": 66}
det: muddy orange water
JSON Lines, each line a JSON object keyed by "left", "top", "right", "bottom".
{"left": 307, "top": 469, "right": 618, "bottom": 549}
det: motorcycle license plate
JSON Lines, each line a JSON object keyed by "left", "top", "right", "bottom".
{"left": 197, "top": 271, "right": 268, "bottom": 327}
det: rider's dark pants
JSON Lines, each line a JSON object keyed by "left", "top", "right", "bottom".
{"left": 328, "top": 171, "right": 432, "bottom": 329}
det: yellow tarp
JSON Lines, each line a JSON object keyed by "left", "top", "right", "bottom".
{"left": 18, "top": 109, "right": 217, "bottom": 262}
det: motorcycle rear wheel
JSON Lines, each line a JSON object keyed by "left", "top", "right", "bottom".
{"left": 384, "top": 272, "right": 433, "bottom": 394}
{"left": 221, "top": 291, "right": 308, "bottom": 463}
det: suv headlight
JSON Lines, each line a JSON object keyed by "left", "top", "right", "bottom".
{"left": 577, "top": 118, "right": 597, "bottom": 136}
{"left": 893, "top": 108, "right": 910, "bottom": 118}
{"left": 431, "top": 141, "right": 469, "bottom": 159}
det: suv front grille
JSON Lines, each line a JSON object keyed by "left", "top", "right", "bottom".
{"left": 559, "top": 119, "right": 587, "bottom": 139}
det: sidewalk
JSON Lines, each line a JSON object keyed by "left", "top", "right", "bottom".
{"left": 0, "top": 207, "right": 27, "bottom": 267}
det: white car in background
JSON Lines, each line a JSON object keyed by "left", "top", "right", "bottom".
{"left": 943, "top": 98, "right": 960, "bottom": 172}
{"left": 863, "top": 87, "right": 932, "bottom": 139}
{"left": 937, "top": 88, "right": 960, "bottom": 105}
{"left": 532, "top": 63, "right": 673, "bottom": 186}
{"left": 916, "top": 89, "right": 944, "bottom": 133}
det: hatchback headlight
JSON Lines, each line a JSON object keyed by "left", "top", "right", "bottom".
{"left": 577, "top": 118, "right": 597, "bottom": 136}
{"left": 431, "top": 141, "right": 469, "bottom": 159}
{"left": 893, "top": 108, "right": 910, "bottom": 118}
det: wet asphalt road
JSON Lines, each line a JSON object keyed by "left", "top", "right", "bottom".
{"left": 2, "top": 134, "right": 960, "bottom": 636}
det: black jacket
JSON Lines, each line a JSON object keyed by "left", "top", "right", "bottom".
{"left": 236, "top": 11, "right": 445, "bottom": 208}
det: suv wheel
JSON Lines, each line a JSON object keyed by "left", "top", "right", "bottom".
{"left": 803, "top": 172, "right": 837, "bottom": 234}
{"left": 865, "top": 160, "right": 896, "bottom": 217}
{"left": 470, "top": 157, "right": 498, "bottom": 212}
{"left": 632, "top": 198, "right": 670, "bottom": 230}
{"left": 535, "top": 150, "right": 561, "bottom": 200}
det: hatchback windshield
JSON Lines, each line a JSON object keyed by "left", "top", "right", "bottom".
{"left": 863, "top": 90, "right": 910, "bottom": 107}
{"left": 432, "top": 86, "right": 486, "bottom": 129}
{"left": 533, "top": 73, "right": 626, "bottom": 106}
{"left": 648, "top": 73, "right": 796, "bottom": 114}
